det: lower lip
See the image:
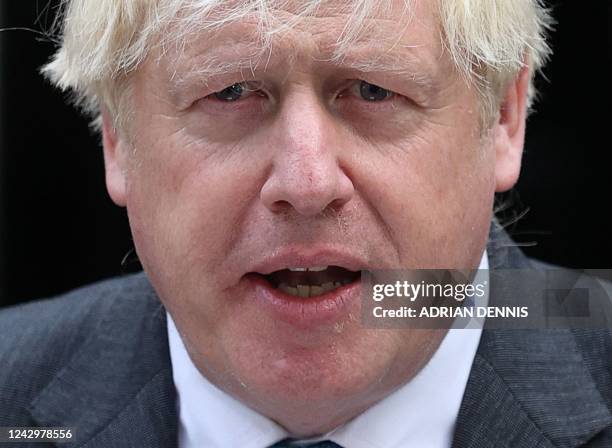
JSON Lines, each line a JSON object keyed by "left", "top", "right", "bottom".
{"left": 245, "top": 274, "right": 362, "bottom": 328}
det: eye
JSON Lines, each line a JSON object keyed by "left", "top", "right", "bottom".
{"left": 213, "top": 83, "right": 245, "bottom": 102}
{"left": 209, "top": 82, "right": 265, "bottom": 102}
{"left": 356, "top": 81, "right": 394, "bottom": 102}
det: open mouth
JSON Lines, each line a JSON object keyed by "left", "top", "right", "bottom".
{"left": 253, "top": 266, "right": 361, "bottom": 298}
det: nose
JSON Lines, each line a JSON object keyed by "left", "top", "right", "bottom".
{"left": 260, "top": 92, "right": 355, "bottom": 217}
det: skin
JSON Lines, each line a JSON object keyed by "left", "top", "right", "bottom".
{"left": 102, "top": 0, "right": 528, "bottom": 437}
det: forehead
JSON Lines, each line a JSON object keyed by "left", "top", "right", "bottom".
{"left": 157, "top": 0, "right": 445, "bottom": 79}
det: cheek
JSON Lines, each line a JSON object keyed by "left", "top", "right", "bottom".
{"left": 353, "top": 123, "right": 496, "bottom": 267}
{"left": 124, "top": 136, "right": 264, "bottom": 290}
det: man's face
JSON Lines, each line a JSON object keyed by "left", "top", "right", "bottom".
{"left": 104, "top": 0, "right": 513, "bottom": 436}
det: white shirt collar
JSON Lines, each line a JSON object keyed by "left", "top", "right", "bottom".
{"left": 168, "top": 252, "right": 488, "bottom": 448}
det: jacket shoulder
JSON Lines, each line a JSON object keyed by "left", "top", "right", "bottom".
{"left": 0, "top": 273, "right": 152, "bottom": 426}
{"left": 519, "top": 257, "right": 612, "bottom": 411}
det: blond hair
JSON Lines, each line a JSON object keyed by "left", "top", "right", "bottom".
{"left": 42, "top": 0, "right": 553, "bottom": 131}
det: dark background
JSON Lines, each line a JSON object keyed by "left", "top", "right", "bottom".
{"left": 0, "top": 1, "right": 610, "bottom": 307}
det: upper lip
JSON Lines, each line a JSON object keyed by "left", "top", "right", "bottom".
{"left": 248, "top": 246, "right": 368, "bottom": 275}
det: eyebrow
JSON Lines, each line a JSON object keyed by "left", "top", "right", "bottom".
{"left": 327, "top": 47, "right": 438, "bottom": 91}
{"left": 166, "top": 35, "right": 439, "bottom": 98}
{"left": 167, "top": 42, "right": 271, "bottom": 94}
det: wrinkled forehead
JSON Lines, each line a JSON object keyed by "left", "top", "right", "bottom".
{"left": 152, "top": 0, "right": 443, "bottom": 83}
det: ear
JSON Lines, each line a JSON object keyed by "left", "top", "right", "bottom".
{"left": 101, "top": 110, "right": 128, "bottom": 206}
{"left": 493, "top": 65, "right": 530, "bottom": 192}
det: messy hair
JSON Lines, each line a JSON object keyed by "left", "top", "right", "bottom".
{"left": 41, "top": 0, "right": 553, "bottom": 131}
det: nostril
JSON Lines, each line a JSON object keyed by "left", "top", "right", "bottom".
{"left": 327, "top": 197, "right": 350, "bottom": 212}
{"left": 268, "top": 199, "right": 293, "bottom": 214}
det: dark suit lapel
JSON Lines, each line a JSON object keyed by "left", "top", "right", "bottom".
{"left": 453, "top": 223, "right": 612, "bottom": 447}
{"left": 454, "top": 330, "right": 612, "bottom": 448}
{"left": 27, "top": 274, "right": 177, "bottom": 448}
{"left": 81, "top": 368, "right": 177, "bottom": 448}
{"left": 452, "top": 353, "right": 555, "bottom": 448}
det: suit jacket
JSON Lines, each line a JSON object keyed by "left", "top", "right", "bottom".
{"left": 1, "top": 227, "right": 611, "bottom": 448}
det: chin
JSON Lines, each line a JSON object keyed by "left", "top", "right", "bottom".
{"left": 212, "top": 323, "right": 410, "bottom": 419}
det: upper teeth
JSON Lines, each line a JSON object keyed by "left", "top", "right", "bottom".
{"left": 287, "top": 266, "right": 329, "bottom": 272}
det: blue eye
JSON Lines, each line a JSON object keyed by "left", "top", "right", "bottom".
{"left": 213, "top": 83, "right": 246, "bottom": 102}
{"left": 359, "top": 81, "right": 393, "bottom": 101}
